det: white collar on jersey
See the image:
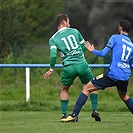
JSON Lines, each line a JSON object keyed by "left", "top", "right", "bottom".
{"left": 58, "top": 27, "right": 67, "bottom": 32}
{"left": 52, "top": 27, "right": 68, "bottom": 38}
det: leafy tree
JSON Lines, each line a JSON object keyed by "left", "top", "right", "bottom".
{"left": 63, "top": 0, "right": 90, "bottom": 40}
{"left": 87, "top": 1, "right": 133, "bottom": 45}
{"left": 63, "top": 0, "right": 133, "bottom": 45}
{"left": 0, "top": 0, "right": 63, "bottom": 63}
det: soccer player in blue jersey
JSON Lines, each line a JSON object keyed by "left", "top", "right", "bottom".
{"left": 43, "top": 14, "right": 101, "bottom": 122}
{"left": 67, "top": 20, "right": 133, "bottom": 122}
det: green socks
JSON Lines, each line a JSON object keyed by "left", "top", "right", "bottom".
{"left": 60, "top": 94, "right": 98, "bottom": 115}
{"left": 60, "top": 100, "right": 69, "bottom": 115}
{"left": 90, "top": 94, "right": 98, "bottom": 111}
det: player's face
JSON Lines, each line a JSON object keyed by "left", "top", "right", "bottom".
{"left": 118, "top": 25, "right": 122, "bottom": 34}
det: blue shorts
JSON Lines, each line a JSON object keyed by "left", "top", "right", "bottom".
{"left": 91, "top": 74, "right": 128, "bottom": 94}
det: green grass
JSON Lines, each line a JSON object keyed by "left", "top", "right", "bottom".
{"left": 0, "top": 99, "right": 131, "bottom": 112}
{"left": 0, "top": 67, "right": 133, "bottom": 133}
{"left": 0, "top": 83, "right": 132, "bottom": 112}
{"left": 0, "top": 111, "right": 133, "bottom": 133}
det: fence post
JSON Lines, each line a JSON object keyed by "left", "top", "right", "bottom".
{"left": 0, "top": 64, "right": 132, "bottom": 102}
{"left": 26, "top": 67, "right": 30, "bottom": 102}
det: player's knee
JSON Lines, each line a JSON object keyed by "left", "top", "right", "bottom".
{"left": 62, "top": 85, "right": 69, "bottom": 91}
{"left": 82, "top": 85, "right": 90, "bottom": 96}
{"left": 82, "top": 82, "right": 97, "bottom": 95}
{"left": 119, "top": 93, "right": 129, "bottom": 101}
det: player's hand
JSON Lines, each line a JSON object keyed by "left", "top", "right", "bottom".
{"left": 84, "top": 41, "right": 94, "bottom": 52}
{"left": 43, "top": 70, "right": 53, "bottom": 79}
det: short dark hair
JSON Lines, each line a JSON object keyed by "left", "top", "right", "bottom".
{"left": 119, "top": 20, "right": 131, "bottom": 32}
{"left": 56, "top": 14, "right": 69, "bottom": 26}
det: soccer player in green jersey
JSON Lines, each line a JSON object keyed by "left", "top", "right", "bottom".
{"left": 43, "top": 14, "right": 101, "bottom": 122}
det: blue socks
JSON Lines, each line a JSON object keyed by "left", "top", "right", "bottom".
{"left": 72, "top": 93, "right": 133, "bottom": 117}
{"left": 124, "top": 98, "right": 133, "bottom": 114}
{"left": 72, "top": 92, "right": 88, "bottom": 117}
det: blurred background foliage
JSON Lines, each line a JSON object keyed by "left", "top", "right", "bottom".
{"left": 0, "top": 0, "right": 133, "bottom": 64}
{"left": 0, "top": 0, "right": 133, "bottom": 111}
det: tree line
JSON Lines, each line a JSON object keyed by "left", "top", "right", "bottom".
{"left": 0, "top": 0, "right": 133, "bottom": 63}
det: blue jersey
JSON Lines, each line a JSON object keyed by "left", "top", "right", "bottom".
{"left": 93, "top": 34, "right": 133, "bottom": 81}
{"left": 107, "top": 34, "right": 133, "bottom": 80}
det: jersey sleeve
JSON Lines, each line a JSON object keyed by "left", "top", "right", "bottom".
{"left": 92, "top": 35, "right": 116, "bottom": 57}
{"left": 78, "top": 30, "right": 86, "bottom": 52}
{"left": 107, "top": 35, "right": 116, "bottom": 49}
{"left": 49, "top": 38, "right": 57, "bottom": 68}
{"left": 81, "top": 43, "right": 87, "bottom": 52}
{"left": 92, "top": 47, "right": 110, "bottom": 57}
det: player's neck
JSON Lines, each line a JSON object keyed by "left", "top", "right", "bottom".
{"left": 120, "top": 31, "right": 128, "bottom": 35}
{"left": 58, "top": 25, "right": 67, "bottom": 30}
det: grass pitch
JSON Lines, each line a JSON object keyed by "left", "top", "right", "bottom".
{"left": 0, "top": 111, "right": 133, "bottom": 133}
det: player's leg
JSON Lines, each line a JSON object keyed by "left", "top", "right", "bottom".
{"left": 117, "top": 80, "right": 133, "bottom": 114}
{"left": 71, "top": 82, "right": 99, "bottom": 122}
{"left": 60, "top": 65, "right": 77, "bottom": 122}
{"left": 90, "top": 91, "right": 98, "bottom": 111}
{"left": 90, "top": 91, "right": 101, "bottom": 121}
{"left": 78, "top": 62, "right": 101, "bottom": 121}
{"left": 60, "top": 85, "right": 69, "bottom": 117}
{"left": 60, "top": 85, "right": 75, "bottom": 122}
{"left": 69, "top": 74, "right": 115, "bottom": 122}
{"left": 117, "top": 90, "right": 133, "bottom": 114}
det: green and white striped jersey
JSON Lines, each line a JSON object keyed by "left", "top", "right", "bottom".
{"left": 49, "top": 27, "right": 87, "bottom": 66}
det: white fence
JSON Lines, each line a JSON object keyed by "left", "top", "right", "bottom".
{"left": 0, "top": 64, "right": 132, "bottom": 102}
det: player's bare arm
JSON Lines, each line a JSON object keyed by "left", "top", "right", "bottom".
{"left": 84, "top": 41, "right": 94, "bottom": 52}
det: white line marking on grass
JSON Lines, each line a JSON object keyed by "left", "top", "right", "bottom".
{"left": 2, "top": 121, "right": 25, "bottom": 125}
{"left": 110, "top": 113, "right": 131, "bottom": 116}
